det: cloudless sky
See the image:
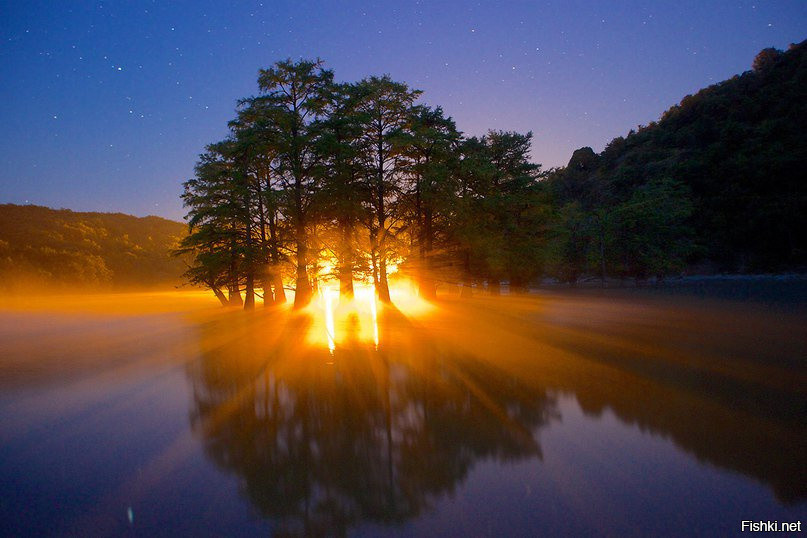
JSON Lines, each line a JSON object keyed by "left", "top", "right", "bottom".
{"left": 1, "top": 1, "right": 805, "bottom": 220}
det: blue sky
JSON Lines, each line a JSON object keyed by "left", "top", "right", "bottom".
{"left": 1, "top": 0, "right": 805, "bottom": 220}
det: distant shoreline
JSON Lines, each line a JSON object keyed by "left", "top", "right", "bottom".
{"left": 529, "top": 273, "right": 807, "bottom": 308}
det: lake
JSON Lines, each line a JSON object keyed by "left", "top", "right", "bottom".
{"left": 1, "top": 289, "right": 805, "bottom": 536}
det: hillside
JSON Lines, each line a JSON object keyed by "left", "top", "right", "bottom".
{"left": 0, "top": 204, "right": 188, "bottom": 291}
{"left": 546, "top": 40, "right": 807, "bottom": 275}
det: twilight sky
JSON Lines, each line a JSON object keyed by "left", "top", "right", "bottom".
{"left": 1, "top": 1, "right": 805, "bottom": 221}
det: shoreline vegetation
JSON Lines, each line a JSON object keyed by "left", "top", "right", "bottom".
{"left": 0, "top": 274, "right": 804, "bottom": 315}
{"left": 176, "top": 41, "right": 807, "bottom": 309}
{"left": 2, "top": 42, "right": 805, "bottom": 302}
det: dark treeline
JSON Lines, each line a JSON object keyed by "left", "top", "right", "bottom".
{"left": 179, "top": 59, "right": 544, "bottom": 309}
{"left": 0, "top": 204, "right": 187, "bottom": 291}
{"left": 181, "top": 42, "right": 806, "bottom": 308}
{"left": 544, "top": 40, "right": 807, "bottom": 282}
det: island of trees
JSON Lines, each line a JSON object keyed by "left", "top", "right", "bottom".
{"left": 172, "top": 40, "right": 803, "bottom": 309}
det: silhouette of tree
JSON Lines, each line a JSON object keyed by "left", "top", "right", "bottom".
{"left": 352, "top": 76, "right": 422, "bottom": 302}
{"left": 255, "top": 59, "right": 335, "bottom": 308}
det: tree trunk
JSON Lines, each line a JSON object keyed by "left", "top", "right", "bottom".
{"left": 244, "top": 202, "right": 255, "bottom": 310}
{"left": 267, "top": 209, "right": 285, "bottom": 305}
{"left": 339, "top": 265, "right": 354, "bottom": 299}
{"left": 598, "top": 216, "right": 606, "bottom": 288}
{"left": 375, "top": 130, "right": 392, "bottom": 304}
{"left": 370, "top": 229, "right": 380, "bottom": 294}
{"left": 460, "top": 282, "right": 473, "bottom": 298}
{"left": 273, "top": 274, "right": 286, "bottom": 305}
{"left": 418, "top": 207, "right": 436, "bottom": 300}
{"left": 228, "top": 284, "right": 243, "bottom": 306}
{"left": 265, "top": 278, "right": 275, "bottom": 306}
{"left": 211, "top": 286, "right": 228, "bottom": 306}
{"left": 228, "top": 231, "right": 241, "bottom": 306}
{"left": 294, "top": 227, "right": 312, "bottom": 309}
{"left": 510, "top": 276, "right": 527, "bottom": 295}
{"left": 244, "top": 273, "right": 255, "bottom": 310}
{"left": 460, "top": 250, "right": 473, "bottom": 298}
{"left": 378, "top": 258, "right": 391, "bottom": 303}
{"left": 419, "top": 277, "right": 436, "bottom": 300}
{"left": 292, "top": 135, "right": 311, "bottom": 308}
{"left": 338, "top": 219, "right": 354, "bottom": 300}
{"left": 257, "top": 172, "right": 270, "bottom": 306}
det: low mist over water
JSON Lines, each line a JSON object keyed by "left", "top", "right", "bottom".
{"left": 1, "top": 290, "right": 804, "bottom": 535}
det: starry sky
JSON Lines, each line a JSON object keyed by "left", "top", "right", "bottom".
{"left": 1, "top": 1, "right": 805, "bottom": 221}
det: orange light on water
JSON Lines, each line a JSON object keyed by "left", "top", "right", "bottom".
{"left": 322, "top": 286, "right": 337, "bottom": 353}
{"left": 304, "top": 279, "right": 434, "bottom": 352}
{"left": 368, "top": 287, "right": 379, "bottom": 349}
{"left": 389, "top": 280, "right": 435, "bottom": 318}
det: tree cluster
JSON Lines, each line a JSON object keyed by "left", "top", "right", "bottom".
{"left": 181, "top": 42, "right": 807, "bottom": 304}
{"left": 178, "top": 59, "right": 544, "bottom": 308}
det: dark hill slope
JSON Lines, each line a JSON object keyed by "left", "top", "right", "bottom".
{"left": 549, "top": 40, "right": 807, "bottom": 273}
{"left": 0, "top": 204, "right": 187, "bottom": 290}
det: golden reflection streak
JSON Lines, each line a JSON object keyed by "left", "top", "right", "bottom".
{"left": 369, "top": 288, "right": 379, "bottom": 349}
{"left": 322, "top": 286, "right": 336, "bottom": 354}
{"left": 305, "top": 279, "right": 435, "bottom": 352}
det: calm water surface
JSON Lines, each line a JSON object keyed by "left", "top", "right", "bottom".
{"left": 1, "top": 291, "right": 805, "bottom": 536}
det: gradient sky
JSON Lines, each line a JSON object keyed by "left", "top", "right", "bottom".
{"left": 1, "top": 1, "right": 805, "bottom": 221}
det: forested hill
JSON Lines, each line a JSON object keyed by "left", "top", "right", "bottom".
{"left": 547, "top": 40, "right": 807, "bottom": 275}
{"left": 0, "top": 204, "right": 187, "bottom": 291}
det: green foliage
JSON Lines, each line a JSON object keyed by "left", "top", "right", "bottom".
{"left": 177, "top": 143, "right": 246, "bottom": 300}
{"left": 545, "top": 202, "right": 591, "bottom": 284}
{"left": 0, "top": 204, "right": 186, "bottom": 291}
{"left": 399, "top": 105, "right": 461, "bottom": 294}
{"left": 351, "top": 75, "right": 423, "bottom": 300}
{"left": 546, "top": 39, "right": 807, "bottom": 277}
{"left": 607, "top": 177, "right": 695, "bottom": 279}
{"left": 451, "top": 132, "right": 545, "bottom": 287}
{"left": 183, "top": 42, "right": 805, "bottom": 303}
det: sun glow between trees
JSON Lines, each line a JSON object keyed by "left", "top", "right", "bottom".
{"left": 177, "top": 58, "right": 545, "bottom": 312}
{"left": 302, "top": 278, "right": 433, "bottom": 354}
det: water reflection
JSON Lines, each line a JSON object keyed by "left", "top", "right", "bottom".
{"left": 186, "top": 293, "right": 806, "bottom": 534}
{"left": 187, "top": 306, "right": 556, "bottom": 535}
{"left": 425, "top": 295, "right": 807, "bottom": 505}
{"left": 2, "top": 291, "right": 803, "bottom": 535}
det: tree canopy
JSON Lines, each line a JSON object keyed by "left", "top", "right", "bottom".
{"left": 544, "top": 39, "right": 807, "bottom": 278}
{"left": 180, "top": 60, "right": 543, "bottom": 308}
{"left": 181, "top": 42, "right": 807, "bottom": 307}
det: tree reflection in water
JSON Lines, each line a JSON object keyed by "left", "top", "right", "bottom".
{"left": 186, "top": 306, "right": 557, "bottom": 535}
{"left": 186, "top": 293, "right": 806, "bottom": 534}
